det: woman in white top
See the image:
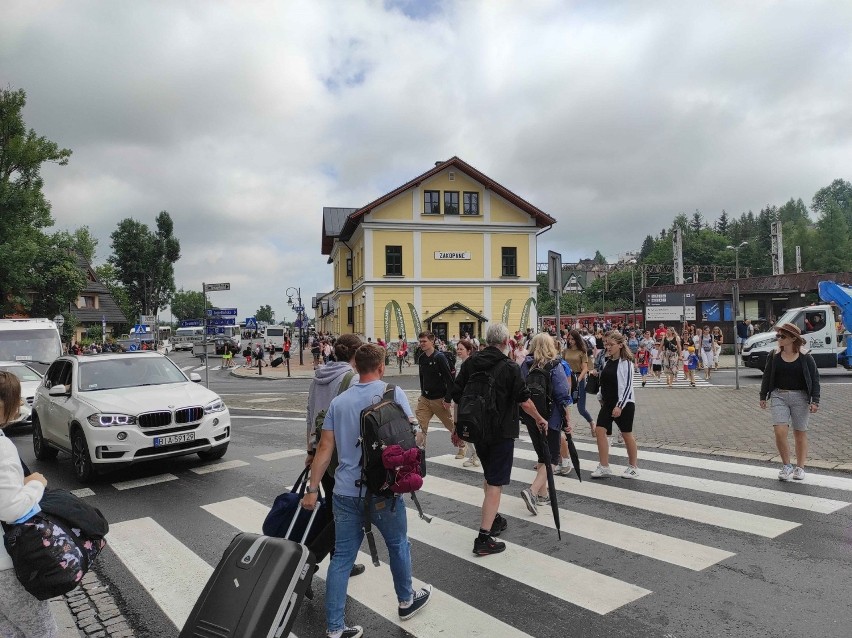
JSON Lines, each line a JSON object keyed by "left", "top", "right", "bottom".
{"left": 0, "top": 371, "right": 57, "bottom": 637}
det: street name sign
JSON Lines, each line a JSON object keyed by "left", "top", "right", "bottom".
{"left": 206, "top": 308, "right": 238, "bottom": 317}
{"left": 206, "top": 317, "right": 237, "bottom": 327}
{"left": 204, "top": 282, "right": 231, "bottom": 292}
{"left": 179, "top": 320, "right": 204, "bottom": 328}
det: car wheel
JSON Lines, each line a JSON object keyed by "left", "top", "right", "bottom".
{"left": 71, "top": 428, "right": 96, "bottom": 483}
{"left": 32, "top": 414, "right": 59, "bottom": 461}
{"left": 198, "top": 442, "right": 229, "bottom": 461}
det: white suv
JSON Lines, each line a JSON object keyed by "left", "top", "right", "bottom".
{"left": 32, "top": 352, "right": 231, "bottom": 482}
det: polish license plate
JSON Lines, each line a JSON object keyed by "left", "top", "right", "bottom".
{"left": 154, "top": 432, "right": 196, "bottom": 447}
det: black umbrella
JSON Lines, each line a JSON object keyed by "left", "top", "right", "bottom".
{"left": 564, "top": 428, "right": 582, "bottom": 482}
{"left": 537, "top": 425, "right": 562, "bottom": 540}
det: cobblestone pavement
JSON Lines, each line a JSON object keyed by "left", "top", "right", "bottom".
{"left": 63, "top": 571, "right": 135, "bottom": 637}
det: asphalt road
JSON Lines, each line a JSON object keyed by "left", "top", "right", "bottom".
{"left": 9, "top": 358, "right": 852, "bottom": 638}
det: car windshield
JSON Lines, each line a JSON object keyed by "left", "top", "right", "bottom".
{"left": 78, "top": 356, "right": 187, "bottom": 391}
{"left": 0, "top": 329, "right": 62, "bottom": 363}
{"left": 0, "top": 364, "right": 42, "bottom": 382}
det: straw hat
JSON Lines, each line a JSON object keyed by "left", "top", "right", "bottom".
{"left": 776, "top": 322, "right": 806, "bottom": 346}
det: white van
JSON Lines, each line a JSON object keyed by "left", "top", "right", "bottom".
{"left": 265, "top": 326, "right": 286, "bottom": 352}
{"left": 173, "top": 327, "right": 205, "bottom": 351}
{"left": 742, "top": 304, "right": 846, "bottom": 370}
{"left": 0, "top": 318, "right": 63, "bottom": 370}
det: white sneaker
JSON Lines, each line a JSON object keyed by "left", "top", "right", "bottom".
{"left": 590, "top": 464, "right": 613, "bottom": 479}
{"left": 778, "top": 464, "right": 794, "bottom": 481}
{"left": 792, "top": 467, "right": 806, "bottom": 481}
{"left": 463, "top": 455, "right": 479, "bottom": 467}
{"left": 622, "top": 465, "right": 639, "bottom": 479}
{"left": 616, "top": 433, "right": 624, "bottom": 445}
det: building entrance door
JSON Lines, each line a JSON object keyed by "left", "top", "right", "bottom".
{"left": 459, "top": 321, "right": 475, "bottom": 339}
{"left": 432, "top": 322, "right": 448, "bottom": 343}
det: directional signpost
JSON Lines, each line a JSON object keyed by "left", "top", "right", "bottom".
{"left": 201, "top": 282, "right": 231, "bottom": 387}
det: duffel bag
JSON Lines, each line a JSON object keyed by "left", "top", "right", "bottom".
{"left": 262, "top": 468, "right": 325, "bottom": 545}
{"left": 3, "top": 512, "right": 106, "bottom": 600}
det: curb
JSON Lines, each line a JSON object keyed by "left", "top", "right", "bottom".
{"left": 50, "top": 599, "right": 81, "bottom": 637}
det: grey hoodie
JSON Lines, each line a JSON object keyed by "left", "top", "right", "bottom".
{"left": 305, "top": 362, "right": 358, "bottom": 449}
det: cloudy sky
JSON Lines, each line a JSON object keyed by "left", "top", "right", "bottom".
{"left": 4, "top": 0, "right": 851, "bottom": 322}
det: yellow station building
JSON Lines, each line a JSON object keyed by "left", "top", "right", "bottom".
{"left": 319, "top": 157, "right": 556, "bottom": 342}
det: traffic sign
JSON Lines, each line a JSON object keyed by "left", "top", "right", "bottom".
{"left": 206, "top": 308, "right": 238, "bottom": 317}
{"left": 204, "top": 282, "right": 230, "bottom": 292}
{"left": 206, "top": 317, "right": 236, "bottom": 327}
{"left": 294, "top": 319, "right": 303, "bottom": 328}
{"left": 179, "top": 320, "right": 204, "bottom": 327}
{"left": 139, "top": 315, "right": 156, "bottom": 325}
{"left": 245, "top": 317, "right": 258, "bottom": 330}
{"left": 293, "top": 305, "right": 305, "bottom": 313}
{"left": 53, "top": 314, "right": 65, "bottom": 329}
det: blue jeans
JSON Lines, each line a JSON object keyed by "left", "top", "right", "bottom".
{"left": 326, "top": 493, "right": 414, "bottom": 633}
{"left": 576, "top": 377, "right": 594, "bottom": 424}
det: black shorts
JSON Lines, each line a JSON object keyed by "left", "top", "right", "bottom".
{"left": 474, "top": 437, "right": 515, "bottom": 486}
{"left": 596, "top": 402, "right": 635, "bottom": 435}
{"left": 652, "top": 364, "right": 662, "bottom": 372}
{"left": 525, "top": 424, "right": 562, "bottom": 464}
{"left": 283, "top": 351, "right": 290, "bottom": 359}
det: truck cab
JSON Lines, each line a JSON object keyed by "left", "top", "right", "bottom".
{"left": 742, "top": 304, "right": 845, "bottom": 370}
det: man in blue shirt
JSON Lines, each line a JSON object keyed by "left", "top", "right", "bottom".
{"left": 302, "top": 344, "right": 431, "bottom": 638}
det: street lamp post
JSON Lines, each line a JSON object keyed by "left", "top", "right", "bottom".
{"left": 627, "top": 259, "right": 638, "bottom": 329}
{"left": 726, "top": 241, "right": 748, "bottom": 280}
{"left": 286, "top": 287, "right": 304, "bottom": 366}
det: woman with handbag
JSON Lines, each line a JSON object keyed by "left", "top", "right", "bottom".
{"left": 563, "top": 329, "right": 595, "bottom": 437}
{"left": 0, "top": 371, "right": 58, "bottom": 638}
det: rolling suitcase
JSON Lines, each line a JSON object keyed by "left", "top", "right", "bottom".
{"left": 271, "top": 355, "right": 284, "bottom": 368}
{"left": 179, "top": 533, "right": 315, "bottom": 638}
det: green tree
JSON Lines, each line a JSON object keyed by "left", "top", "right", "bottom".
{"left": 54, "top": 226, "right": 98, "bottom": 263}
{"left": 0, "top": 88, "right": 83, "bottom": 317}
{"left": 638, "top": 235, "right": 655, "bottom": 262}
{"left": 715, "top": 210, "right": 729, "bottom": 237}
{"left": 690, "top": 210, "right": 704, "bottom": 232}
{"left": 592, "top": 250, "right": 607, "bottom": 265}
{"left": 170, "top": 289, "right": 207, "bottom": 321}
{"left": 255, "top": 304, "right": 274, "bottom": 323}
{"left": 535, "top": 273, "right": 555, "bottom": 316}
{"left": 812, "top": 203, "right": 852, "bottom": 272}
{"left": 812, "top": 178, "right": 852, "bottom": 228}
{"left": 108, "top": 211, "right": 181, "bottom": 316}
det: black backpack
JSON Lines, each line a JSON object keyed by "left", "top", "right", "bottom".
{"left": 521, "top": 361, "right": 557, "bottom": 428}
{"left": 442, "top": 350, "right": 457, "bottom": 373}
{"left": 456, "top": 358, "right": 509, "bottom": 445}
{"left": 358, "top": 384, "right": 420, "bottom": 497}
{"left": 357, "top": 384, "right": 431, "bottom": 566}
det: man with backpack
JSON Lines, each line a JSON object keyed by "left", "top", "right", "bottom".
{"left": 301, "top": 344, "right": 431, "bottom": 638}
{"left": 451, "top": 323, "right": 550, "bottom": 557}
{"left": 415, "top": 331, "right": 457, "bottom": 448}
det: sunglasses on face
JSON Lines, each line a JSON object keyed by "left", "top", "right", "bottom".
{"left": 776, "top": 333, "right": 789, "bottom": 339}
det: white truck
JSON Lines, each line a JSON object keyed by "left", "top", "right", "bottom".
{"left": 264, "top": 326, "right": 286, "bottom": 352}
{"left": 0, "top": 318, "right": 63, "bottom": 372}
{"left": 173, "top": 326, "right": 205, "bottom": 351}
{"left": 742, "top": 302, "right": 848, "bottom": 371}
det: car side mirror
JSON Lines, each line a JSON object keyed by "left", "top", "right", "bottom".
{"left": 48, "top": 385, "right": 69, "bottom": 397}
{"left": 826, "top": 335, "right": 831, "bottom": 344}
{"left": 190, "top": 372, "right": 202, "bottom": 383}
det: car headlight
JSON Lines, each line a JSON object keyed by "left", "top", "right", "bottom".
{"left": 87, "top": 413, "right": 138, "bottom": 427}
{"left": 204, "top": 399, "right": 226, "bottom": 414}
{"left": 752, "top": 339, "right": 776, "bottom": 349}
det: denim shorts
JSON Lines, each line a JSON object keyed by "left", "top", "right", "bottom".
{"left": 770, "top": 390, "right": 810, "bottom": 431}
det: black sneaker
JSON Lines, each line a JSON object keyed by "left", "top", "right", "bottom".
{"left": 490, "top": 514, "right": 508, "bottom": 536}
{"left": 350, "top": 563, "right": 366, "bottom": 577}
{"left": 473, "top": 535, "right": 506, "bottom": 556}
{"left": 336, "top": 626, "right": 363, "bottom": 638}
{"left": 398, "top": 584, "right": 432, "bottom": 620}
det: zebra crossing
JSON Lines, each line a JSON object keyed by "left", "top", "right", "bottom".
{"left": 89, "top": 434, "right": 852, "bottom": 637}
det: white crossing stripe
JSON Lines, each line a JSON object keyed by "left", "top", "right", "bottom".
{"left": 256, "top": 450, "right": 306, "bottom": 461}
{"left": 112, "top": 474, "right": 178, "bottom": 491}
{"left": 108, "top": 517, "right": 213, "bottom": 629}
{"left": 511, "top": 448, "right": 849, "bottom": 514}
{"left": 108, "top": 516, "right": 298, "bottom": 638}
{"left": 231, "top": 415, "right": 307, "bottom": 422}
{"left": 203, "top": 497, "right": 535, "bottom": 636}
{"left": 632, "top": 370, "right": 711, "bottom": 387}
{"left": 570, "top": 441, "right": 852, "bottom": 493}
{"left": 70, "top": 488, "right": 95, "bottom": 498}
{"left": 243, "top": 397, "right": 282, "bottom": 404}
{"left": 419, "top": 475, "right": 733, "bottom": 571}
{"left": 180, "top": 365, "right": 194, "bottom": 371}
{"left": 190, "top": 459, "right": 250, "bottom": 475}
{"left": 430, "top": 456, "right": 800, "bottom": 538}
{"left": 404, "top": 507, "right": 650, "bottom": 614}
